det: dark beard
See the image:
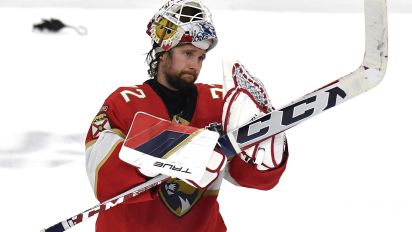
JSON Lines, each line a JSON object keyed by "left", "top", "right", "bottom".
{"left": 165, "top": 71, "right": 197, "bottom": 91}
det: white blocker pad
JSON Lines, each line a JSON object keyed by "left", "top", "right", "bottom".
{"left": 119, "top": 112, "right": 219, "bottom": 182}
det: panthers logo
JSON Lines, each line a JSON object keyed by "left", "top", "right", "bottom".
{"left": 159, "top": 179, "right": 205, "bottom": 217}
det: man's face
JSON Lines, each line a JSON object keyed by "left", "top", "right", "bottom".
{"left": 158, "top": 43, "right": 206, "bottom": 91}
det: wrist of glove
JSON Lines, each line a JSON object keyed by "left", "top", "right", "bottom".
{"left": 238, "top": 133, "right": 286, "bottom": 171}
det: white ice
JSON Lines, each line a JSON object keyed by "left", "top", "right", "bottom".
{"left": 0, "top": 4, "right": 411, "bottom": 232}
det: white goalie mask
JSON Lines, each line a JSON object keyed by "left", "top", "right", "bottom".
{"left": 146, "top": 0, "right": 218, "bottom": 53}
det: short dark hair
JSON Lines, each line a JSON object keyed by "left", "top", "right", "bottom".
{"left": 146, "top": 44, "right": 180, "bottom": 79}
{"left": 146, "top": 45, "right": 164, "bottom": 79}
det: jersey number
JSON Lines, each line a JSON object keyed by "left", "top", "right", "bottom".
{"left": 210, "top": 87, "right": 223, "bottom": 99}
{"left": 120, "top": 87, "right": 146, "bottom": 103}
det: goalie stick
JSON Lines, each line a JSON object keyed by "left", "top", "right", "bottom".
{"left": 41, "top": 0, "right": 388, "bottom": 231}
{"left": 40, "top": 174, "right": 169, "bottom": 232}
{"left": 220, "top": 0, "right": 388, "bottom": 155}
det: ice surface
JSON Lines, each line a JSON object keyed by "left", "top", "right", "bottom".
{"left": 0, "top": 7, "right": 411, "bottom": 232}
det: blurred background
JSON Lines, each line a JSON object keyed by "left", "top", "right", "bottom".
{"left": 0, "top": 0, "right": 411, "bottom": 231}
{"left": 1, "top": 0, "right": 412, "bottom": 12}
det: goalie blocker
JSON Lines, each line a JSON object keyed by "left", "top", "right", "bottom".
{"left": 119, "top": 112, "right": 226, "bottom": 188}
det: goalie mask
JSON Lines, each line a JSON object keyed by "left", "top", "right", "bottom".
{"left": 146, "top": 0, "right": 218, "bottom": 53}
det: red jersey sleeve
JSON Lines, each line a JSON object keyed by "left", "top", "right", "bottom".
{"left": 226, "top": 140, "right": 289, "bottom": 190}
{"left": 85, "top": 88, "right": 159, "bottom": 204}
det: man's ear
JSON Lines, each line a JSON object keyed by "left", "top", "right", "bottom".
{"left": 158, "top": 52, "right": 167, "bottom": 62}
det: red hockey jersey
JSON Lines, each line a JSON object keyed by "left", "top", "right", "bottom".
{"left": 85, "top": 82, "right": 288, "bottom": 232}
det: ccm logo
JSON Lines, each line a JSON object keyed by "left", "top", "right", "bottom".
{"left": 153, "top": 162, "right": 192, "bottom": 174}
{"left": 236, "top": 86, "right": 347, "bottom": 144}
